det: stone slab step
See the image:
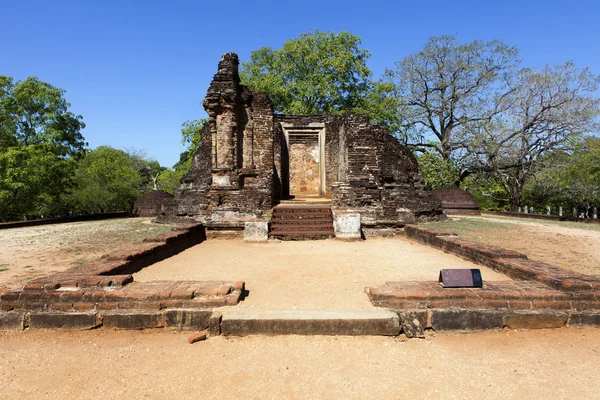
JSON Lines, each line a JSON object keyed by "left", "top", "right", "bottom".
{"left": 270, "top": 230, "right": 335, "bottom": 236}
{"left": 271, "top": 224, "right": 334, "bottom": 230}
{"left": 272, "top": 211, "right": 332, "bottom": 217}
{"left": 219, "top": 309, "right": 401, "bottom": 336}
{"left": 275, "top": 204, "right": 332, "bottom": 209}
{"left": 271, "top": 219, "right": 333, "bottom": 225}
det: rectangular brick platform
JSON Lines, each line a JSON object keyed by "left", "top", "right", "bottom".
{"left": 404, "top": 225, "right": 600, "bottom": 292}
{"left": 0, "top": 222, "right": 246, "bottom": 330}
{"left": 365, "top": 225, "right": 600, "bottom": 335}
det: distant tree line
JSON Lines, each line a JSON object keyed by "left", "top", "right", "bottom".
{"left": 2, "top": 30, "right": 599, "bottom": 221}
{"left": 0, "top": 76, "right": 184, "bottom": 222}
{"left": 239, "top": 31, "right": 600, "bottom": 213}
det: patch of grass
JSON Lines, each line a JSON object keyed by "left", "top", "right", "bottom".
{"left": 481, "top": 214, "right": 600, "bottom": 233}
{"left": 72, "top": 259, "right": 86, "bottom": 265}
{"left": 0, "top": 263, "right": 9, "bottom": 267}
{"left": 24, "top": 265, "right": 32, "bottom": 269}
{"left": 0, "top": 268, "right": 8, "bottom": 272}
{"left": 422, "top": 217, "right": 513, "bottom": 237}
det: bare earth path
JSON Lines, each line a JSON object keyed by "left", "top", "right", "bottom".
{"left": 134, "top": 238, "right": 507, "bottom": 311}
{"left": 0, "top": 218, "right": 173, "bottom": 291}
{"left": 425, "top": 216, "right": 600, "bottom": 277}
{"left": 1, "top": 328, "right": 599, "bottom": 399}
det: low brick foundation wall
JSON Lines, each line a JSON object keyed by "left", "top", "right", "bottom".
{"left": 0, "top": 222, "right": 246, "bottom": 330}
{"left": 404, "top": 225, "right": 600, "bottom": 292}
{"left": 365, "top": 225, "right": 600, "bottom": 335}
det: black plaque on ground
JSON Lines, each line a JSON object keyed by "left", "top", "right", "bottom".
{"left": 438, "top": 269, "right": 483, "bottom": 288}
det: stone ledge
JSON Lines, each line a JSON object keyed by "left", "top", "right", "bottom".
{"left": 396, "top": 309, "right": 586, "bottom": 334}
{"left": 102, "top": 310, "right": 164, "bottom": 329}
{"left": 0, "top": 311, "right": 25, "bottom": 329}
{"left": 29, "top": 312, "right": 99, "bottom": 330}
{"left": 220, "top": 309, "right": 401, "bottom": 336}
{"left": 3, "top": 308, "right": 599, "bottom": 333}
{"left": 368, "top": 281, "right": 599, "bottom": 311}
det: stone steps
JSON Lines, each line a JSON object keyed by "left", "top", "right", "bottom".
{"left": 219, "top": 309, "right": 400, "bottom": 336}
{"left": 270, "top": 204, "right": 334, "bottom": 240}
{"left": 271, "top": 224, "right": 334, "bottom": 231}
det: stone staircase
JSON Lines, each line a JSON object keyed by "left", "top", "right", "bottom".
{"left": 270, "top": 204, "right": 334, "bottom": 240}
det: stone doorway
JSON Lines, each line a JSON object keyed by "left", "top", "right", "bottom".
{"left": 281, "top": 123, "right": 326, "bottom": 197}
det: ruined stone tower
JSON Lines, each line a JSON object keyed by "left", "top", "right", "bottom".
{"left": 162, "top": 53, "right": 443, "bottom": 231}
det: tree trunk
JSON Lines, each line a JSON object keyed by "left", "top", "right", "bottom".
{"left": 508, "top": 183, "right": 522, "bottom": 212}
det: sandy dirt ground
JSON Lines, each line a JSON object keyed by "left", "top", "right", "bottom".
{"left": 1, "top": 328, "right": 599, "bottom": 399}
{"left": 427, "top": 216, "right": 600, "bottom": 277}
{"left": 134, "top": 238, "right": 508, "bottom": 311}
{"left": 0, "top": 218, "right": 173, "bottom": 291}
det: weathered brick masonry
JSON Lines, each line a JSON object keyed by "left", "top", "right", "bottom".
{"left": 0, "top": 223, "right": 245, "bottom": 330}
{"left": 133, "top": 190, "right": 174, "bottom": 217}
{"left": 367, "top": 225, "right": 600, "bottom": 336}
{"left": 160, "top": 53, "right": 444, "bottom": 228}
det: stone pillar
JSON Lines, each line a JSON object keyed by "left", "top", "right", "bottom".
{"left": 594, "top": 207, "right": 598, "bottom": 219}
{"left": 546, "top": 206, "right": 551, "bottom": 215}
{"left": 559, "top": 206, "right": 563, "bottom": 217}
{"left": 573, "top": 207, "right": 578, "bottom": 218}
{"left": 530, "top": 206, "right": 534, "bottom": 214}
{"left": 204, "top": 53, "right": 242, "bottom": 187}
{"left": 524, "top": 206, "right": 528, "bottom": 214}
{"left": 518, "top": 207, "right": 521, "bottom": 213}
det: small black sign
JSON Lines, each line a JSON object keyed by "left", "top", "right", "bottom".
{"left": 438, "top": 269, "right": 483, "bottom": 288}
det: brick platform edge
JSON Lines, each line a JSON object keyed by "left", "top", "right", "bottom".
{"left": 0, "top": 222, "right": 246, "bottom": 330}
{"left": 366, "top": 225, "right": 600, "bottom": 336}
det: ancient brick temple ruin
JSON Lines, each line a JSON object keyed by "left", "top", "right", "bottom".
{"left": 162, "top": 53, "right": 443, "bottom": 235}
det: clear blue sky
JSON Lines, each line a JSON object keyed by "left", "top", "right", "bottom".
{"left": 2, "top": 0, "right": 599, "bottom": 167}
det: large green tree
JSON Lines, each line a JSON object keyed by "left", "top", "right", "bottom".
{"left": 239, "top": 30, "right": 374, "bottom": 116}
{"left": 60, "top": 146, "right": 142, "bottom": 214}
{"left": 524, "top": 136, "right": 600, "bottom": 215}
{"left": 0, "top": 76, "right": 86, "bottom": 221}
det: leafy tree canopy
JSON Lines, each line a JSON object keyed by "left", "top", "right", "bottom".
{"left": 59, "top": 146, "right": 142, "bottom": 214}
{"left": 0, "top": 76, "right": 86, "bottom": 220}
{"left": 239, "top": 30, "right": 374, "bottom": 116}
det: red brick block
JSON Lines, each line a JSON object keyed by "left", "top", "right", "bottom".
{"left": 1, "top": 303, "right": 16, "bottom": 311}
{"left": 104, "top": 291, "right": 129, "bottom": 301}
{"left": 135, "top": 301, "right": 162, "bottom": 310}
{"left": 73, "top": 302, "right": 96, "bottom": 311}
{"left": 59, "top": 291, "right": 84, "bottom": 302}
{"left": 50, "top": 303, "right": 74, "bottom": 311}
{"left": 96, "top": 302, "right": 119, "bottom": 310}
{"left": 188, "top": 331, "right": 208, "bottom": 343}
{"left": 0, "top": 291, "right": 21, "bottom": 302}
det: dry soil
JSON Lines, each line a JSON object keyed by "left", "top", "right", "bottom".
{"left": 1, "top": 328, "right": 599, "bottom": 399}
{"left": 133, "top": 238, "right": 507, "bottom": 310}
{"left": 0, "top": 218, "right": 173, "bottom": 291}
